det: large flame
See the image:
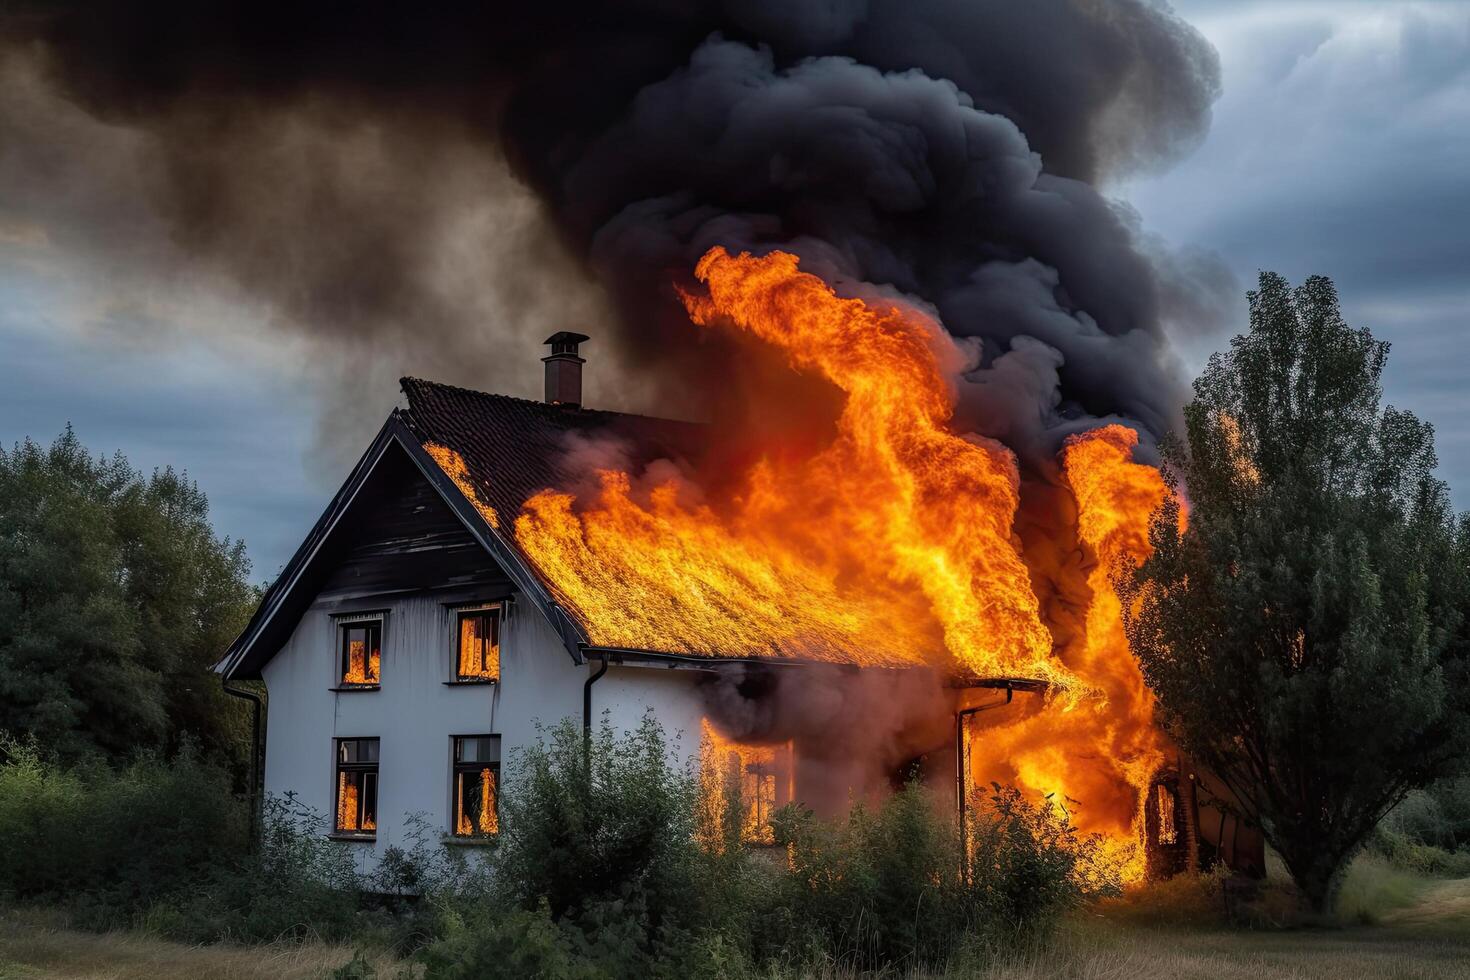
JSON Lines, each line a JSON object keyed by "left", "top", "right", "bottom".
{"left": 966, "top": 425, "right": 1168, "bottom": 881}
{"left": 515, "top": 248, "right": 1064, "bottom": 683}
{"left": 430, "top": 248, "right": 1178, "bottom": 875}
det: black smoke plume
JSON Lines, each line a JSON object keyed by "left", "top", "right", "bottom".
{"left": 1, "top": 0, "right": 1225, "bottom": 462}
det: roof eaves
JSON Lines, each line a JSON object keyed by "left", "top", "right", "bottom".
{"left": 215, "top": 415, "right": 404, "bottom": 680}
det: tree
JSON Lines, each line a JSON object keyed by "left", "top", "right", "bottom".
{"left": 1121, "top": 272, "right": 1470, "bottom": 913}
{"left": 0, "top": 428, "right": 258, "bottom": 766}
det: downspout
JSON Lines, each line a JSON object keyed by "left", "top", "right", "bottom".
{"left": 955, "top": 683, "right": 1014, "bottom": 876}
{"left": 582, "top": 653, "right": 609, "bottom": 753}
{"left": 222, "top": 680, "right": 264, "bottom": 847}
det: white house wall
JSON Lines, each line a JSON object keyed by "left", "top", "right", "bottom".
{"left": 261, "top": 590, "right": 711, "bottom": 872}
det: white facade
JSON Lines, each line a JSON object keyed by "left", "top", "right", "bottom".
{"left": 260, "top": 588, "right": 709, "bottom": 871}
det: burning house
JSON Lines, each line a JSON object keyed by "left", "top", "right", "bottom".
{"left": 217, "top": 250, "right": 1262, "bottom": 880}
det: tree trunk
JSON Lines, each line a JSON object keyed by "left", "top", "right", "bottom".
{"left": 1286, "top": 848, "right": 1345, "bottom": 915}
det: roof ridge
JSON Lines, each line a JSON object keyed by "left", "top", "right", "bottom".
{"left": 398, "top": 375, "right": 703, "bottom": 429}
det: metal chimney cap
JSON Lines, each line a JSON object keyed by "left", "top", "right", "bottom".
{"left": 544, "top": 331, "right": 590, "bottom": 346}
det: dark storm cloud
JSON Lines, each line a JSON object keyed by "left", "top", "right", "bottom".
{"left": 0, "top": 0, "right": 1223, "bottom": 468}
{"left": 1127, "top": 1, "right": 1470, "bottom": 503}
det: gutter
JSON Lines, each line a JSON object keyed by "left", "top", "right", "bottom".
{"left": 222, "top": 680, "right": 265, "bottom": 847}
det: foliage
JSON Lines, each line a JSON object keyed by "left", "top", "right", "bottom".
{"left": 0, "top": 736, "right": 247, "bottom": 926}
{"left": 1122, "top": 272, "right": 1470, "bottom": 912}
{"left": 0, "top": 429, "right": 259, "bottom": 768}
{"left": 0, "top": 739, "right": 375, "bottom": 942}
{"left": 415, "top": 715, "right": 1089, "bottom": 976}
{"left": 492, "top": 714, "right": 700, "bottom": 927}
{"left": 150, "top": 794, "right": 371, "bottom": 944}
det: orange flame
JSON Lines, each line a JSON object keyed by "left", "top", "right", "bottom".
{"left": 699, "top": 720, "right": 791, "bottom": 848}
{"left": 425, "top": 248, "right": 1180, "bottom": 878}
{"left": 337, "top": 774, "right": 374, "bottom": 832}
{"left": 342, "top": 638, "right": 379, "bottom": 685}
{"left": 514, "top": 248, "right": 1065, "bottom": 684}
{"left": 427, "top": 442, "right": 500, "bottom": 528}
{"left": 456, "top": 767, "right": 499, "bottom": 836}
{"left": 965, "top": 425, "right": 1168, "bottom": 881}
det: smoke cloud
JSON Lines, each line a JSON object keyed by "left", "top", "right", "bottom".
{"left": 2, "top": 0, "right": 1224, "bottom": 462}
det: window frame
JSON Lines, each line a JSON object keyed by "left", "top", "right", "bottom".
{"left": 449, "top": 734, "right": 502, "bottom": 840}
{"left": 332, "top": 737, "right": 380, "bottom": 840}
{"left": 449, "top": 603, "right": 502, "bottom": 685}
{"left": 332, "top": 612, "right": 385, "bottom": 690}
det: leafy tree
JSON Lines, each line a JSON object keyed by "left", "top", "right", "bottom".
{"left": 1122, "top": 273, "right": 1470, "bottom": 912}
{"left": 0, "top": 428, "right": 257, "bottom": 766}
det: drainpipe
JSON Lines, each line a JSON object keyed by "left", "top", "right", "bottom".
{"left": 955, "top": 683, "right": 1014, "bottom": 877}
{"left": 582, "top": 653, "right": 609, "bottom": 756}
{"left": 222, "top": 680, "right": 264, "bottom": 847}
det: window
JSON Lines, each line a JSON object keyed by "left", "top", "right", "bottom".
{"left": 334, "top": 738, "right": 379, "bottom": 836}
{"left": 339, "top": 619, "right": 381, "bottom": 687}
{"left": 452, "top": 735, "right": 500, "bottom": 836}
{"left": 1155, "top": 783, "right": 1178, "bottom": 845}
{"left": 454, "top": 606, "right": 500, "bottom": 682}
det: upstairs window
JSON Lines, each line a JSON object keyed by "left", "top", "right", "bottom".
{"left": 334, "top": 738, "right": 379, "bottom": 837}
{"left": 339, "top": 620, "right": 381, "bottom": 687}
{"left": 452, "top": 735, "right": 500, "bottom": 837}
{"left": 455, "top": 607, "right": 500, "bottom": 683}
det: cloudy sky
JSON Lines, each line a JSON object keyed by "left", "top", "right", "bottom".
{"left": 2, "top": 1, "right": 1467, "bottom": 581}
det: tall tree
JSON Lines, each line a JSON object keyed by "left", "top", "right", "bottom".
{"left": 0, "top": 428, "right": 257, "bottom": 766}
{"left": 1122, "top": 273, "right": 1470, "bottom": 912}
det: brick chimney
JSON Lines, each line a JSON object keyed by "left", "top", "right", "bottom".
{"left": 542, "top": 332, "right": 590, "bottom": 407}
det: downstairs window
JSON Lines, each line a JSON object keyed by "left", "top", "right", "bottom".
{"left": 452, "top": 735, "right": 501, "bottom": 837}
{"left": 335, "top": 738, "right": 379, "bottom": 836}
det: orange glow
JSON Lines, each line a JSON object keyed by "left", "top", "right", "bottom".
{"left": 427, "top": 442, "right": 500, "bottom": 528}
{"left": 965, "top": 425, "right": 1170, "bottom": 882}
{"left": 342, "top": 638, "right": 379, "bottom": 686}
{"left": 512, "top": 248, "right": 1066, "bottom": 685}
{"left": 337, "top": 774, "right": 374, "bottom": 832}
{"left": 456, "top": 767, "right": 499, "bottom": 836}
{"left": 699, "top": 720, "right": 791, "bottom": 847}
{"left": 337, "top": 772, "right": 356, "bottom": 831}
{"left": 1219, "top": 412, "right": 1259, "bottom": 486}
{"left": 457, "top": 611, "right": 500, "bottom": 681}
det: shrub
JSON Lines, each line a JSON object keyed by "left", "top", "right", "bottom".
{"left": 1369, "top": 779, "right": 1470, "bottom": 877}
{"left": 492, "top": 714, "right": 699, "bottom": 927}
{"left": 0, "top": 735, "right": 247, "bottom": 926}
{"left": 763, "top": 782, "right": 1098, "bottom": 970}
{"left": 149, "top": 794, "right": 371, "bottom": 944}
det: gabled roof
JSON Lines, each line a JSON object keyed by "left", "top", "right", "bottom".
{"left": 217, "top": 381, "right": 709, "bottom": 681}
{"left": 397, "top": 377, "right": 707, "bottom": 537}
{"left": 219, "top": 377, "right": 1045, "bottom": 690}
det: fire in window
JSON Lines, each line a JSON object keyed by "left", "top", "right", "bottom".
{"left": 340, "top": 620, "right": 381, "bottom": 686}
{"left": 699, "top": 721, "right": 792, "bottom": 847}
{"left": 455, "top": 607, "right": 500, "bottom": 682}
{"left": 452, "top": 735, "right": 500, "bottom": 836}
{"left": 1155, "top": 783, "right": 1178, "bottom": 845}
{"left": 335, "top": 738, "right": 379, "bottom": 835}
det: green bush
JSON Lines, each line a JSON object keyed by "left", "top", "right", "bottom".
{"left": 0, "top": 737, "right": 376, "bottom": 942}
{"left": 492, "top": 715, "right": 699, "bottom": 925}
{"left": 414, "top": 715, "right": 1093, "bottom": 977}
{"left": 149, "top": 794, "right": 372, "bottom": 944}
{"left": 1369, "top": 778, "right": 1470, "bottom": 877}
{"left": 759, "top": 782, "right": 1102, "bottom": 970}
{"left": 0, "top": 736, "right": 247, "bottom": 925}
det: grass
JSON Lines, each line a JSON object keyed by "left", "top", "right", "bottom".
{"left": 3, "top": 859, "right": 1468, "bottom": 980}
{"left": 0, "top": 908, "right": 397, "bottom": 980}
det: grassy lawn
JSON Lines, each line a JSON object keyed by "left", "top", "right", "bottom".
{"left": 0, "top": 908, "right": 387, "bottom": 980}
{"left": 3, "top": 872, "right": 1467, "bottom": 980}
